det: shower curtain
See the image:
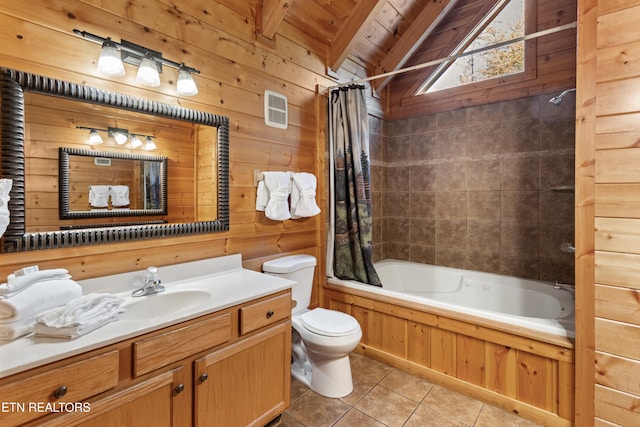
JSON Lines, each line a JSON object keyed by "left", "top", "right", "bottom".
{"left": 327, "top": 85, "right": 381, "bottom": 286}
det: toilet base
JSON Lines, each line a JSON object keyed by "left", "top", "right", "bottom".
{"left": 291, "top": 353, "right": 354, "bottom": 398}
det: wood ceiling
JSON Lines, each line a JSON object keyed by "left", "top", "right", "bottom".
{"left": 255, "top": 0, "right": 501, "bottom": 91}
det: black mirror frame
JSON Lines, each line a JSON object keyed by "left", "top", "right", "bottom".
{"left": 0, "top": 67, "right": 229, "bottom": 252}
{"left": 58, "top": 147, "right": 168, "bottom": 219}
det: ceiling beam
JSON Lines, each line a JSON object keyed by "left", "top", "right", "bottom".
{"left": 256, "top": 0, "right": 293, "bottom": 41}
{"left": 372, "top": 0, "right": 460, "bottom": 93}
{"left": 328, "top": 0, "right": 385, "bottom": 72}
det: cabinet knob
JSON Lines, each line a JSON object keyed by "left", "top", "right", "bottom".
{"left": 53, "top": 385, "right": 68, "bottom": 399}
{"left": 266, "top": 310, "right": 274, "bottom": 319}
{"left": 199, "top": 373, "right": 208, "bottom": 383}
{"left": 174, "top": 383, "right": 185, "bottom": 394}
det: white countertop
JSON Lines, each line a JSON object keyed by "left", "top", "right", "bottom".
{"left": 0, "top": 254, "right": 294, "bottom": 379}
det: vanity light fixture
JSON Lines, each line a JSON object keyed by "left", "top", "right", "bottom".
{"left": 73, "top": 29, "right": 201, "bottom": 96}
{"left": 130, "top": 134, "right": 143, "bottom": 148}
{"left": 76, "top": 126, "right": 157, "bottom": 150}
{"left": 109, "top": 128, "right": 129, "bottom": 145}
{"left": 143, "top": 136, "right": 158, "bottom": 151}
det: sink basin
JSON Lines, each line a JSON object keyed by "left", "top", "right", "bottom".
{"left": 121, "top": 290, "right": 213, "bottom": 320}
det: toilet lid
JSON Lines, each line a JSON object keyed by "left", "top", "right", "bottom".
{"left": 300, "top": 308, "right": 360, "bottom": 337}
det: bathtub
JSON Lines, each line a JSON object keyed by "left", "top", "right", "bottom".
{"left": 329, "top": 259, "right": 575, "bottom": 338}
{"left": 324, "top": 259, "right": 575, "bottom": 425}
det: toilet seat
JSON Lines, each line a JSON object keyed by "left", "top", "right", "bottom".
{"left": 300, "top": 308, "right": 359, "bottom": 337}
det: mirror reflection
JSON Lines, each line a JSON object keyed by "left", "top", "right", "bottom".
{"left": 0, "top": 67, "right": 230, "bottom": 252}
{"left": 59, "top": 147, "right": 167, "bottom": 218}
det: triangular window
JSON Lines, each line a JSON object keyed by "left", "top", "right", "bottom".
{"left": 416, "top": 0, "right": 527, "bottom": 95}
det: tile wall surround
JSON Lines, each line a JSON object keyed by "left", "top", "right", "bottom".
{"left": 369, "top": 93, "right": 575, "bottom": 283}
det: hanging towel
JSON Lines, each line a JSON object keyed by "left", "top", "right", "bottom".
{"left": 0, "top": 268, "right": 70, "bottom": 297}
{"left": 290, "top": 172, "right": 321, "bottom": 219}
{"left": 0, "top": 316, "right": 35, "bottom": 341}
{"left": 109, "top": 185, "right": 130, "bottom": 208}
{"left": 256, "top": 180, "right": 269, "bottom": 211}
{"left": 0, "top": 279, "right": 82, "bottom": 323}
{"left": 262, "top": 172, "right": 292, "bottom": 221}
{"left": 89, "top": 185, "right": 110, "bottom": 209}
{"left": 36, "top": 293, "right": 125, "bottom": 328}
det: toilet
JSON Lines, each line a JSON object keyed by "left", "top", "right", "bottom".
{"left": 262, "top": 255, "right": 362, "bottom": 398}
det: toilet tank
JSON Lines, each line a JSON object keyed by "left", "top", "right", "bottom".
{"left": 262, "top": 255, "right": 316, "bottom": 314}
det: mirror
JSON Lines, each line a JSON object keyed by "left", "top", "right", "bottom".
{"left": 59, "top": 148, "right": 168, "bottom": 218}
{"left": 0, "top": 67, "right": 229, "bottom": 252}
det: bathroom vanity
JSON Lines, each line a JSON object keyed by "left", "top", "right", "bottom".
{"left": 0, "top": 255, "right": 293, "bottom": 426}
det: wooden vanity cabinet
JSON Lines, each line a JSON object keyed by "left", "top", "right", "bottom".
{"left": 0, "top": 290, "right": 291, "bottom": 427}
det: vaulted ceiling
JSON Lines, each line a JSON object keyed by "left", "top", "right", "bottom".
{"left": 255, "top": 0, "right": 501, "bottom": 91}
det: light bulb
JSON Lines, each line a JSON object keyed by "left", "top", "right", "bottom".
{"left": 143, "top": 136, "right": 157, "bottom": 150}
{"left": 130, "top": 134, "right": 143, "bottom": 148}
{"left": 136, "top": 55, "right": 161, "bottom": 87}
{"left": 97, "top": 38, "right": 125, "bottom": 77}
{"left": 111, "top": 130, "right": 128, "bottom": 145}
{"left": 176, "top": 66, "right": 198, "bottom": 96}
{"left": 88, "top": 129, "right": 103, "bottom": 145}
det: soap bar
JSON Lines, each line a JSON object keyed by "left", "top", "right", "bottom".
{"left": 14, "top": 265, "right": 39, "bottom": 277}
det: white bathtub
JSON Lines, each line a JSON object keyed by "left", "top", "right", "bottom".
{"left": 328, "top": 259, "right": 575, "bottom": 338}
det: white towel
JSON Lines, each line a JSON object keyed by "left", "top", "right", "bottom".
{"left": 33, "top": 314, "right": 121, "bottom": 339}
{"left": 89, "top": 185, "right": 110, "bottom": 208}
{"left": 0, "top": 316, "right": 35, "bottom": 341}
{"left": 0, "top": 268, "right": 70, "bottom": 296}
{"left": 0, "top": 279, "right": 82, "bottom": 323}
{"left": 109, "top": 185, "right": 130, "bottom": 208}
{"left": 290, "top": 172, "right": 321, "bottom": 219}
{"left": 256, "top": 180, "right": 269, "bottom": 211}
{"left": 263, "top": 172, "right": 292, "bottom": 221}
{"left": 36, "top": 293, "right": 125, "bottom": 328}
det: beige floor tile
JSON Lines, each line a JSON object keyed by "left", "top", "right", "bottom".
{"left": 333, "top": 408, "right": 387, "bottom": 427}
{"left": 290, "top": 377, "right": 310, "bottom": 402}
{"left": 279, "top": 412, "right": 306, "bottom": 427}
{"left": 350, "top": 352, "right": 393, "bottom": 383}
{"left": 339, "top": 375, "right": 377, "bottom": 406}
{"left": 287, "top": 390, "right": 351, "bottom": 427}
{"left": 474, "top": 404, "right": 543, "bottom": 427}
{"left": 379, "top": 368, "right": 435, "bottom": 402}
{"left": 421, "top": 385, "right": 483, "bottom": 425}
{"left": 404, "top": 403, "right": 471, "bottom": 427}
{"left": 355, "top": 385, "right": 418, "bottom": 427}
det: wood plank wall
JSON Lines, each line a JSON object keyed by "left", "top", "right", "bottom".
{"left": 387, "top": 0, "right": 577, "bottom": 118}
{"left": 0, "top": 0, "right": 356, "bottom": 308}
{"left": 577, "top": 1, "right": 640, "bottom": 425}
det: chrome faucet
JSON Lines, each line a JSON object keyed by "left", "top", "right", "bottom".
{"left": 554, "top": 281, "right": 574, "bottom": 292}
{"left": 132, "top": 266, "right": 165, "bottom": 297}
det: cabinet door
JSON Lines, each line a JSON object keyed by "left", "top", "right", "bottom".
{"left": 194, "top": 322, "right": 291, "bottom": 427}
{"left": 45, "top": 367, "right": 188, "bottom": 427}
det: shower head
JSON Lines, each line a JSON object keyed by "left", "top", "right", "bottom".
{"left": 549, "top": 88, "right": 576, "bottom": 106}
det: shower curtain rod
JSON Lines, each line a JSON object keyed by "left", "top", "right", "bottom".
{"left": 328, "top": 21, "right": 577, "bottom": 91}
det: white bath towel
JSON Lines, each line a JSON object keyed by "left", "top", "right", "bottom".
{"left": 256, "top": 180, "right": 269, "bottom": 211}
{"left": 109, "top": 185, "right": 130, "bottom": 208}
{"left": 33, "top": 314, "right": 122, "bottom": 339}
{"left": 36, "top": 293, "right": 125, "bottom": 328}
{"left": 262, "top": 172, "right": 292, "bottom": 221}
{"left": 0, "top": 268, "right": 70, "bottom": 296}
{"left": 290, "top": 172, "right": 321, "bottom": 219}
{"left": 89, "top": 185, "right": 110, "bottom": 208}
{"left": 0, "top": 279, "right": 82, "bottom": 323}
{"left": 0, "top": 316, "right": 35, "bottom": 341}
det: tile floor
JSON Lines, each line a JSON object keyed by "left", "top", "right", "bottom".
{"left": 281, "top": 353, "right": 542, "bottom": 427}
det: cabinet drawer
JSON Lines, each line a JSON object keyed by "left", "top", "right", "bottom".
{"left": 134, "top": 313, "right": 231, "bottom": 376}
{"left": 240, "top": 293, "right": 291, "bottom": 335}
{"left": 0, "top": 350, "right": 119, "bottom": 426}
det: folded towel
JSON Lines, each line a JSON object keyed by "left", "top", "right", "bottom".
{"left": 290, "top": 172, "right": 321, "bottom": 219}
{"left": 89, "top": 185, "right": 110, "bottom": 208}
{"left": 0, "top": 316, "right": 35, "bottom": 341}
{"left": 256, "top": 180, "right": 269, "bottom": 211}
{"left": 0, "top": 268, "right": 70, "bottom": 296}
{"left": 109, "top": 185, "right": 130, "bottom": 208}
{"left": 0, "top": 279, "right": 82, "bottom": 323}
{"left": 263, "top": 172, "right": 292, "bottom": 221}
{"left": 37, "top": 293, "right": 125, "bottom": 328}
{"left": 33, "top": 313, "right": 122, "bottom": 339}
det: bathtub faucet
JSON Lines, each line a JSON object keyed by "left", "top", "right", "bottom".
{"left": 553, "top": 281, "right": 574, "bottom": 292}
